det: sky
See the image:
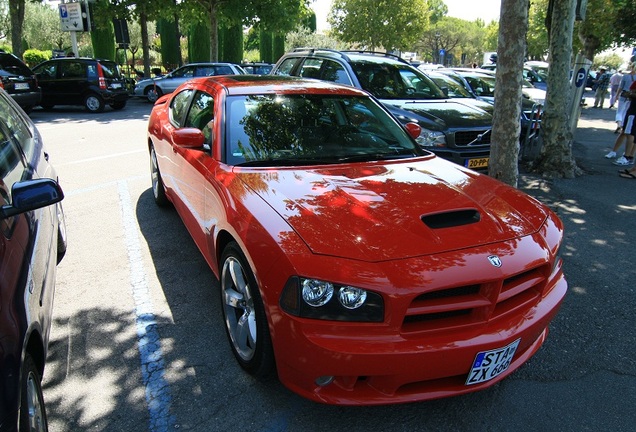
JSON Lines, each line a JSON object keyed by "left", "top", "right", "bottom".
{"left": 311, "top": 0, "right": 501, "bottom": 33}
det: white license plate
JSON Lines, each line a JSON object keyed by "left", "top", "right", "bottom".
{"left": 111, "top": 83, "right": 122, "bottom": 89}
{"left": 465, "top": 339, "right": 520, "bottom": 385}
{"left": 14, "top": 83, "right": 29, "bottom": 90}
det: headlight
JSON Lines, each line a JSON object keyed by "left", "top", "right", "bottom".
{"left": 415, "top": 128, "right": 446, "bottom": 148}
{"left": 280, "top": 277, "right": 384, "bottom": 322}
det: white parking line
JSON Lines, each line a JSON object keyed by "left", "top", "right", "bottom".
{"left": 118, "top": 180, "right": 176, "bottom": 432}
{"left": 58, "top": 149, "right": 146, "bottom": 166}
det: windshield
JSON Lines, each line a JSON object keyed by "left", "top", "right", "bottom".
{"left": 429, "top": 73, "right": 473, "bottom": 98}
{"left": 225, "top": 94, "right": 425, "bottom": 166}
{"left": 99, "top": 61, "right": 122, "bottom": 79}
{"left": 350, "top": 62, "right": 447, "bottom": 100}
{"left": 462, "top": 74, "right": 496, "bottom": 97}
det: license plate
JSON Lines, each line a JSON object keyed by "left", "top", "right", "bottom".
{"left": 465, "top": 157, "right": 489, "bottom": 169}
{"left": 14, "top": 83, "right": 29, "bottom": 90}
{"left": 111, "top": 83, "right": 122, "bottom": 89}
{"left": 466, "top": 339, "right": 520, "bottom": 385}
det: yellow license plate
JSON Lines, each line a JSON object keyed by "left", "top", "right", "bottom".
{"left": 466, "top": 157, "right": 489, "bottom": 169}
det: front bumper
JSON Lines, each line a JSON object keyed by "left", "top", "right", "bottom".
{"left": 268, "top": 235, "right": 567, "bottom": 405}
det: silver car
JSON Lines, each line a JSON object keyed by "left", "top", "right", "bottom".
{"left": 134, "top": 62, "right": 245, "bottom": 102}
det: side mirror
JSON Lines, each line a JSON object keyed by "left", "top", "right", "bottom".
{"left": 1, "top": 178, "right": 64, "bottom": 219}
{"left": 441, "top": 86, "right": 449, "bottom": 97}
{"left": 172, "top": 128, "right": 205, "bottom": 149}
{"left": 404, "top": 122, "right": 422, "bottom": 140}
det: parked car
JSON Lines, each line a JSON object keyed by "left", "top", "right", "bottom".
{"left": 32, "top": 57, "right": 129, "bottom": 113}
{"left": 424, "top": 69, "right": 496, "bottom": 115}
{"left": 0, "top": 50, "right": 41, "bottom": 113}
{"left": 444, "top": 68, "right": 543, "bottom": 143}
{"left": 271, "top": 49, "right": 493, "bottom": 171}
{"left": 452, "top": 68, "right": 546, "bottom": 106}
{"left": 0, "top": 88, "right": 66, "bottom": 431}
{"left": 481, "top": 64, "right": 548, "bottom": 91}
{"left": 134, "top": 63, "right": 246, "bottom": 102}
{"left": 147, "top": 74, "right": 567, "bottom": 405}
{"left": 239, "top": 62, "right": 273, "bottom": 75}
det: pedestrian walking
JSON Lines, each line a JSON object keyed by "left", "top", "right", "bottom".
{"left": 609, "top": 69, "right": 623, "bottom": 108}
{"left": 607, "top": 78, "right": 636, "bottom": 165}
{"left": 615, "top": 63, "right": 636, "bottom": 133}
{"left": 593, "top": 67, "right": 610, "bottom": 108}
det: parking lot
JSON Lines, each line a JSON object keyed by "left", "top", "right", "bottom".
{"left": 31, "top": 98, "right": 635, "bottom": 431}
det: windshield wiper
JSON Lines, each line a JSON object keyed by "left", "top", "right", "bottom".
{"left": 235, "top": 158, "right": 339, "bottom": 167}
{"left": 336, "top": 151, "right": 416, "bottom": 163}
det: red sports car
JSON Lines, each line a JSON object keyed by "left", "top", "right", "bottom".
{"left": 147, "top": 75, "right": 567, "bottom": 405}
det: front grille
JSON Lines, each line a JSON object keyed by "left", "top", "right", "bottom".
{"left": 402, "top": 264, "right": 549, "bottom": 333}
{"left": 454, "top": 130, "right": 492, "bottom": 146}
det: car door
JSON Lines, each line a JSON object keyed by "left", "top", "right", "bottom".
{"left": 54, "top": 60, "right": 87, "bottom": 105}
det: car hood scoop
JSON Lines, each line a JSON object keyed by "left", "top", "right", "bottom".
{"left": 236, "top": 158, "right": 548, "bottom": 262}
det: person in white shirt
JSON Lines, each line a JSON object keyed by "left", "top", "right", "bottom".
{"left": 614, "top": 64, "right": 636, "bottom": 134}
{"left": 609, "top": 70, "right": 623, "bottom": 109}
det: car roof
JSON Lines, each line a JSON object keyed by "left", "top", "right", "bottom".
{"left": 196, "top": 75, "right": 369, "bottom": 97}
{"left": 287, "top": 48, "right": 411, "bottom": 66}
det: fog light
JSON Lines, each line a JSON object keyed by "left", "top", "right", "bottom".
{"left": 315, "top": 375, "right": 334, "bottom": 387}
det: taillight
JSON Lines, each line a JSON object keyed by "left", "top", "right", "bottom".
{"left": 97, "top": 62, "right": 106, "bottom": 90}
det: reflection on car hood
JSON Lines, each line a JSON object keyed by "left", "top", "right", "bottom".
{"left": 382, "top": 99, "right": 493, "bottom": 131}
{"left": 235, "top": 158, "right": 547, "bottom": 262}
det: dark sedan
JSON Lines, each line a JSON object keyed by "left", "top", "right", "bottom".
{"left": 0, "top": 88, "right": 66, "bottom": 431}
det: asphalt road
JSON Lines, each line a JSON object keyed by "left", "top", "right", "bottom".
{"left": 30, "top": 95, "right": 635, "bottom": 432}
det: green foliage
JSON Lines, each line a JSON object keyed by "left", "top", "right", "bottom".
{"left": 272, "top": 34, "right": 285, "bottom": 64}
{"left": 329, "top": 0, "right": 430, "bottom": 51}
{"left": 23, "top": 48, "right": 50, "bottom": 67}
{"left": 22, "top": 1, "right": 70, "bottom": 51}
{"left": 526, "top": 0, "right": 548, "bottom": 60}
{"left": 91, "top": 21, "right": 116, "bottom": 60}
{"left": 593, "top": 52, "right": 625, "bottom": 71}
{"left": 417, "top": 17, "right": 494, "bottom": 66}
{"left": 222, "top": 25, "right": 244, "bottom": 63}
{"left": 188, "top": 22, "right": 210, "bottom": 62}
{"left": 158, "top": 18, "right": 181, "bottom": 68}
{"left": 284, "top": 26, "right": 347, "bottom": 52}
{"left": 260, "top": 30, "right": 273, "bottom": 63}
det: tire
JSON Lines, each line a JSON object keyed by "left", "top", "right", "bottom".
{"left": 84, "top": 93, "right": 105, "bottom": 113}
{"left": 220, "top": 242, "right": 274, "bottom": 377}
{"left": 18, "top": 354, "right": 48, "bottom": 432}
{"left": 145, "top": 87, "right": 162, "bottom": 103}
{"left": 150, "top": 146, "right": 169, "bottom": 207}
{"left": 110, "top": 101, "right": 127, "bottom": 110}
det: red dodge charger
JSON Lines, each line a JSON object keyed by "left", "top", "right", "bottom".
{"left": 147, "top": 75, "right": 567, "bottom": 405}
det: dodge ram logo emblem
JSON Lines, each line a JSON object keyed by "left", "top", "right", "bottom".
{"left": 488, "top": 255, "right": 502, "bottom": 267}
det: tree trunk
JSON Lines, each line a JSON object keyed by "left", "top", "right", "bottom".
{"left": 209, "top": 1, "right": 218, "bottom": 61}
{"left": 8, "top": 0, "right": 25, "bottom": 58}
{"left": 533, "top": 0, "right": 581, "bottom": 178}
{"left": 140, "top": 12, "right": 151, "bottom": 78}
{"left": 488, "top": 0, "right": 529, "bottom": 187}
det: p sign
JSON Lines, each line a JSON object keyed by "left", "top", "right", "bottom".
{"left": 575, "top": 67, "right": 587, "bottom": 88}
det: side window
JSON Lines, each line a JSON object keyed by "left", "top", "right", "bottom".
{"left": 213, "top": 66, "right": 233, "bottom": 75}
{"left": 321, "top": 60, "right": 352, "bottom": 85}
{"left": 184, "top": 91, "right": 214, "bottom": 144}
{"left": 274, "top": 58, "right": 298, "bottom": 76}
{"left": 0, "top": 93, "right": 32, "bottom": 157}
{"left": 172, "top": 66, "right": 194, "bottom": 79}
{"left": 87, "top": 64, "right": 98, "bottom": 79}
{"left": 0, "top": 124, "right": 26, "bottom": 206}
{"left": 35, "top": 62, "right": 57, "bottom": 79}
{"left": 299, "top": 58, "right": 323, "bottom": 79}
{"left": 60, "top": 61, "right": 85, "bottom": 79}
{"left": 169, "top": 89, "right": 194, "bottom": 127}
